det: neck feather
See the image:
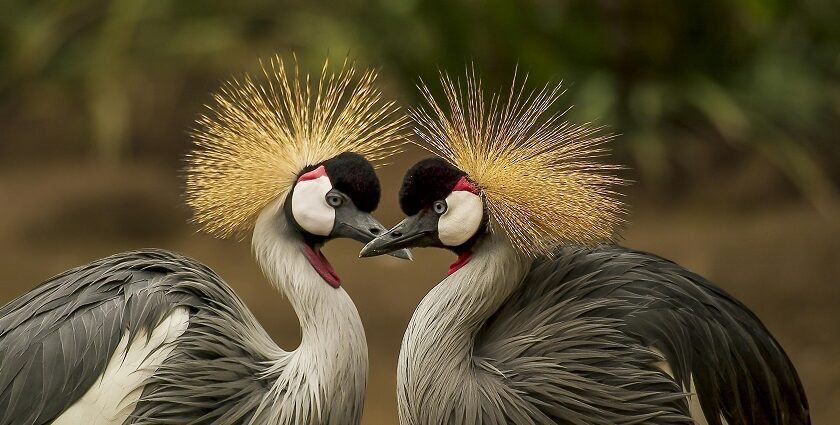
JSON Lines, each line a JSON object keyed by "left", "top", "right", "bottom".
{"left": 405, "top": 232, "right": 529, "bottom": 340}
{"left": 397, "top": 232, "right": 529, "bottom": 421}
{"left": 251, "top": 197, "right": 367, "bottom": 424}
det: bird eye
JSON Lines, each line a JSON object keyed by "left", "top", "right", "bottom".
{"left": 433, "top": 200, "right": 448, "bottom": 214}
{"left": 326, "top": 194, "right": 344, "bottom": 207}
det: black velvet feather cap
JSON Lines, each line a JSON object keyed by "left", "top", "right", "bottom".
{"left": 318, "top": 152, "right": 381, "bottom": 213}
{"left": 398, "top": 157, "right": 467, "bottom": 216}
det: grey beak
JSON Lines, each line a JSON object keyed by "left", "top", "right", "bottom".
{"left": 386, "top": 246, "right": 413, "bottom": 260}
{"left": 331, "top": 208, "right": 412, "bottom": 260}
{"left": 360, "top": 212, "right": 439, "bottom": 258}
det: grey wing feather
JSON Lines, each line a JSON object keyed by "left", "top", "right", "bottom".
{"left": 128, "top": 262, "right": 281, "bottom": 424}
{"left": 0, "top": 249, "right": 196, "bottom": 425}
{"left": 583, "top": 247, "right": 810, "bottom": 425}
{"left": 477, "top": 245, "right": 809, "bottom": 425}
{"left": 476, "top": 254, "right": 692, "bottom": 425}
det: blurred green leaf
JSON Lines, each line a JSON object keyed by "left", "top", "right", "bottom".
{"left": 0, "top": 0, "right": 837, "bottom": 203}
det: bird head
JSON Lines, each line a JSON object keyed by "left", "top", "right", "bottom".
{"left": 361, "top": 69, "right": 625, "bottom": 273}
{"left": 185, "top": 56, "right": 409, "bottom": 287}
{"left": 359, "top": 157, "right": 485, "bottom": 258}
{"left": 287, "top": 152, "right": 383, "bottom": 245}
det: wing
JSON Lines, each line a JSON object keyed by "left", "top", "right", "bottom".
{"left": 475, "top": 251, "right": 692, "bottom": 425}
{"left": 0, "top": 249, "right": 196, "bottom": 425}
{"left": 586, "top": 247, "right": 810, "bottom": 425}
{"left": 129, "top": 257, "right": 282, "bottom": 424}
{"left": 477, "top": 245, "right": 809, "bottom": 425}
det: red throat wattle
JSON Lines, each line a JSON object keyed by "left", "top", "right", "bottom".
{"left": 448, "top": 251, "right": 472, "bottom": 275}
{"left": 446, "top": 177, "right": 477, "bottom": 276}
{"left": 303, "top": 244, "right": 341, "bottom": 288}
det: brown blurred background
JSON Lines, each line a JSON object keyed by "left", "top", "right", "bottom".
{"left": 1, "top": 0, "right": 839, "bottom": 423}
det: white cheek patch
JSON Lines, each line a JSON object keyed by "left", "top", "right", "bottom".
{"left": 438, "top": 191, "right": 483, "bottom": 246}
{"left": 291, "top": 175, "right": 335, "bottom": 236}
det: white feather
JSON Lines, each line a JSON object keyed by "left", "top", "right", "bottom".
{"left": 250, "top": 196, "right": 368, "bottom": 424}
{"left": 652, "top": 348, "right": 728, "bottom": 425}
{"left": 438, "top": 191, "right": 483, "bottom": 247}
{"left": 398, "top": 233, "right": 530, "bottom": 423}
{"left": 291, "top": 176, "right": 335, "bottom": 236}
{"left": 54, "top": 307, "right": 190, "bottom": 425}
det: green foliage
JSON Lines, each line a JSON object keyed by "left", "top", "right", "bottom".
{"left": 1, "top": 0, "right": 837, "bottom": 204}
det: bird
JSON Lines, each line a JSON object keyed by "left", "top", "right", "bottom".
{"left": 360, "top": 70, "right": 810, "bottom": 425}
{"left": 0, "top": 56, "right": 410, "bottom": 424}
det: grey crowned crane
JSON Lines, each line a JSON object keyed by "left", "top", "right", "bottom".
{"left": 0, "top": 57, "right": 409, "bottom": 424}
{"left": 360, "top": 72, "right": 810, "bottom": 425}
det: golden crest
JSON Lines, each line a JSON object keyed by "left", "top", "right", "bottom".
{"left": 411, "top": 69, "right": 625, "bottom": 256}
{"left": 185, "top": 56, "right": 406, "bottom": 238}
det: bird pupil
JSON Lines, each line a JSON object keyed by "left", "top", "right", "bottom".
{"left": 434, "top": 201, "right": 446, "bottom": 213}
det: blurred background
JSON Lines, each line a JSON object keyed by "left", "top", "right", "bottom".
{"left": 1, "top": 0, "right": 838, "bottom": 422}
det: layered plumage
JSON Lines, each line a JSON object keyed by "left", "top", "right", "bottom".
{"left": 362, "top": 70, "right": 810, "bottom": 424}
{"left": 1, "top": 56, "right": 404, "bottom": 424}
{"left": 0, "top": 249, "right": 346, "bottom": 424}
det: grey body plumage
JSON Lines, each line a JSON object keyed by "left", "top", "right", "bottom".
{"left": 361, "top": 156, "right": 810, "bottom": 425}
{"left": 0, "top": 249, "right": 288, "bottom": 424}
{"left": 0, "top": 249, "right": 185, "bottom": 424}
{"left": 396, "top": 236, "right": 809, "bottom": 425}
{"left": 0, "top": 197, "right": 371, "bottom": 425}
{"left": 361, "top": 72, "right": 810, "bottom": 424}
{"left": 0, "top": 58, "right": 405, "bottom": 424}
{"left": 0, "top": 246, "right": 364, "bottom": 424}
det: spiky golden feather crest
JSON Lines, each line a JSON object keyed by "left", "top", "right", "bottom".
{"left": 411, "top": 70, "right": 625, "bottom": 257}
{"left": 185, "top": 56, "right": 406, "bottom": 238}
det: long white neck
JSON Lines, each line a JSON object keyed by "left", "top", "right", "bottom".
{"left": 251, "top": 197, "right": 368, "bottom": 425}
{"left": 397, "top": 232, "right": 530, "bottom": 424}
